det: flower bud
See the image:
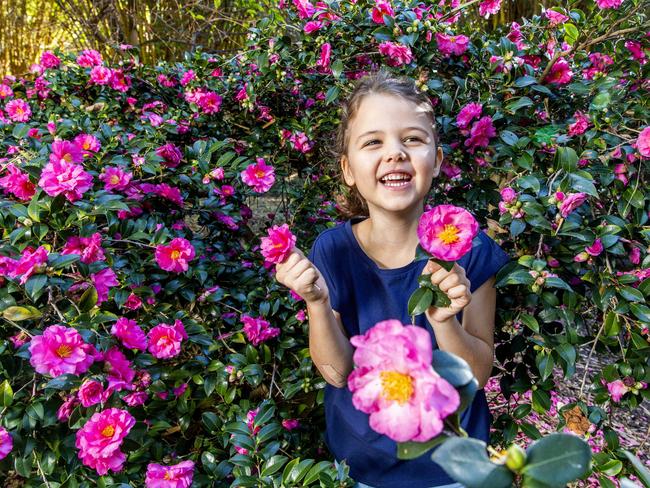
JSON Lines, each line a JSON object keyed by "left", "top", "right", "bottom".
{"left": 505, "top": 444, "right": 527, "bottom": 472}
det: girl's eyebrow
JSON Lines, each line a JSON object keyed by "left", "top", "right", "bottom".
{"left": 355, "top": 126, "right": 429, "bottom": 143}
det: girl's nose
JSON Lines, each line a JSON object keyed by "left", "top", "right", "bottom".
{"left": 385, "top": 142, "right": 407, "bottom": 162}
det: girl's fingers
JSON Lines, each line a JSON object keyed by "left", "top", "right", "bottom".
{"left": 286, "top": 258, "right": 312, "bottom": 281}
{"left": 438, "top": 273, "right": 461, "bottom": 292}
{"left": 447, "top": 284, "right": 469, "bottom": 299}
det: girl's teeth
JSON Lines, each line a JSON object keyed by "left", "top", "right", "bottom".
{"left": 383, "top": 180, "right": 409, "bottom": 187}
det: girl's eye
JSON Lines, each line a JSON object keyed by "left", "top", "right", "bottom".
{"left": 363, "top": 139, "right": 380, "bottom": 147}
{"left": 405, "top": 136, "right": 423, "bottom": 143}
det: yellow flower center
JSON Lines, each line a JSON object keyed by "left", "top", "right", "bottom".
{"left": 170, "top": 250, "right": 181, "bottom": 259}
{"left": 56, "top": 344, "right": 73, "bottom": 358}
{"left": 110, "top": 175, "right": 120, "bottom": 184}
{"left": 380, "top": 371, "right": 414, "bottom": 404}
{"left": 164, "top": 471, "right": 172, "bottom": 480}
{"left": 83, "top": 142, "right": 91, "bottom": 150}
{"left": 438, "top": 224, "right": 460, "bottom": 245}
{"left": 450, "top": 36, "right": 456, "bottom": 42}
{"left": 63, "top": 153, "right": 73, "bottom": 162}
{"left": 255, "top": 169, "right": 266, "bottom": 178}
{"left": 101, "top": 425, "right": 115, "bottom": 437}
{"left": 16, "top": 108, "right": 24, "bottom": 115}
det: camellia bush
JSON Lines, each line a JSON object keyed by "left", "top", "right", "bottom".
{"left": 0, "top": 0, "right": 648, "bottom": 486}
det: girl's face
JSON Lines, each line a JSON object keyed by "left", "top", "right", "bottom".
{"left": 341, "top": 93, "right": 443, "bottom": 218}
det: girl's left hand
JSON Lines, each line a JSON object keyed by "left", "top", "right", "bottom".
{"left": 422, "top": 260, "right": 472, "bottom": 324}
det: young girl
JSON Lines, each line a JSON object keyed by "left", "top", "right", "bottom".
{"left": 275, "top": 71, "right": 510, "bottom": 488}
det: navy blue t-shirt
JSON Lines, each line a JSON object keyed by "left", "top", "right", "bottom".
{"left": 308, "top": 217, "right": 511, "bottom": 488}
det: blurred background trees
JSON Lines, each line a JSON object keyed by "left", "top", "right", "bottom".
{"left": 2, "top": 0, "right": 558, "bottom": 76}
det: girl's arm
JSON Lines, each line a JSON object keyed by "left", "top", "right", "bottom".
{"left": 430, "top": 277, "right": 496, "bottom": 388}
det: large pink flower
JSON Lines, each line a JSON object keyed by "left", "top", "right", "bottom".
{"left": 596, "top": 0, "right": 623, "bottom": 9}
{"left": 104, "top": 347, "right": 136, "bottom": 392}
{"left": 316, "top": 42, "right": 332, "bottom": 71}
{"left": 145, "top": 460, "right": 195, "bottom": 488}
{"left": 38, "top": 159, "right": 93, "bottom": 202}
{"left": 371, "top": 0, "right": 394, "bottom": 24}
{"left": 90, "top": 66, "right": 113, "bottom": 85}
{"left": 62, "top": 233, "right": 105, "bottom": 264}
{"left": 5, "top": 99, "right": 31, "bottom": 122}
{"left": 348, "top": 320, "right": 459, "bottom": 442}
{"left": 155, "top": 143, "right": 183, "bottom": 168}
{"left": 568, "top": 111, "right": 590, "bottom": 136}
{"left": 74, "top": 133, "right": 101, "bottom": 154}
{"left": 479, "top": 0, "right": 502, "bottom": 17}
{"left": 456, "top": 102, "right": 482, "bottom": 129}
{"left": 29, "top": 325, "right": 96, "bottom": 377}
{"left": 260, "top": 224, "right": 296, "bottom": 264}
{"left": 607, "top": 379, "right": 628, "bottom": 402}
{"left": 378, "top": 42, "right": 413, "bottom": 66}
{"left": 0, "top": 163, "right": 36, "bottom": 201}
{"left": 637, "top": 126, "right": 650, "bottom": 157}
{"left": 78, "top": 380, "right": 105, "bottom": 407}
{"left": 111, "top": 317, "right": 147, "bottom": 351}
{"left": 8, "top": 246, "right": 48, "bottom": 284}
{"left": 558, "top": 192, "right": 587, "bottom": 217}
{"left": 543, "top": 58, "right": 573, "bottom": 85}
{"left": 99, "top": 167, "right": 132, "bottom": 191}
{"left": 544, "top": 9, "right": 568, "bottom": 25}
{"left": 241, "top": 315, "right": 280, "bottom": 346}
{"left": 91, "top": 267, "right": 119, "bottom": 304}
{"left": 417, "top": 205, "right": 479, "bottom": 261}
{"left": 0, "top": 427, "right": 13, "bottom": 460}
{"left": 77, "top": 49, "right": 103, "bottom": 67}
{"left": 436, "top": 33, "right": 470, "bottom": 57}
{"left": 50, "top": 140, "right": 84, "bottom": 164}
{"left": 464, "top": 116, "right": 496, "bottom": 152}
{"left": 75, "top": 408, "right": 135, "bottom": 475}
{"left": 148, "top": 320, "right": 187, "bottom": 359}
{"left": 40, "top": 51, "right": 61, "bottom": 68}
{"left": 240, "top": 158, "right": 276, "bottom": 193}
{"left": 155, "top": 238, "right": 196, "bottom": 273}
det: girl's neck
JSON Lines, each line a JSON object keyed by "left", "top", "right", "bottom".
{"left": 353, "top": 208, "right": 423, "bottom": 269}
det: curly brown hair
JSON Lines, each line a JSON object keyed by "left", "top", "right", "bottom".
{"left": 333, "top": 70, "right": 439, "bottom": 219}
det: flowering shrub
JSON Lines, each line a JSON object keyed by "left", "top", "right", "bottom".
{"left": 0, "top": 0, "right": 648, "bottom": 486}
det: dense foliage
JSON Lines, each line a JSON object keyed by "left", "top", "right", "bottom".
{"left": 0, "top": 0, "right": 648, "bottom": 486}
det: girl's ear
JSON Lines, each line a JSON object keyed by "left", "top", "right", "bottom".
{"left": 341, "top": 155, "right": 355, "bottom": 186}
{"left": 432, "top": 146, "right": 444, "bottom": 178}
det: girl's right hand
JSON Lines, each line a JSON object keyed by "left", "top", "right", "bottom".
{"left": 275, "top": 248, "right": 329, "bottom": 305}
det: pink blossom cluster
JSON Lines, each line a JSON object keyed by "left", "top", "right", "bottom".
{"left": 498, "top": 187, "right": 525, "bottom": 219}
{"left": 61, "top": 232, "right": 106, "bottom": 264}
{"left": 543, "top": 58, "right": 573, "bottom": 85}
{"left": 39, "top": 140, "right": 93, "bottom": 202}
{"left": 76, "top": 49, "right": 103, "bottom": 67}
{"left": 371, "top": 0, "right": 394, "bottom": 24}
{"left": 241, "top": 157, "right": 276, "bottom": 193}
{"left": 145, "top": 460, "right": 195, "bottom": 488}
{"left": 89, "top": 66, "right": 132, "bottom": 92}
{"left": 148, "top": 319, "right": 187, "bottom": 358}
{"left": 478, "top": 0, "right": 502, "bottom": 18}
{"left": 567, "top": 111, "right": 591, "bottom": 136}
{"left": 348, "top": 320, "right": 460, "bottom": 442}
{"left": 241, "top": 314, "right": 280, "bottom": 346}
{"left": 155, "top": 238, "right": 196, "bottom": 273}
{"left": 378, "top": 42, "right": 413, "bottom": 66}
{"left": 464, "top": 116, "right": 496, "bottom": 153}
{"left": 417, "top": 205, "right": 479, "bottom": 261}
{"left": 29, "top": 325, "right": 99, "bottom": 377}
{"left": 436, "top": 33, "right": 470, "bottom": 57}
{"left": 75, "top": 408, "right": 135, "bottom": 474}
{"left": 0, "top": 427, "right": 13, "bottom": 460}
{"left": 0, "top": 246, "right": 49, "bottom": 284}
{"left": 260, "top": 224, "right": 296, "bottom": 264}
{"left": 111, "top": 317, "right": 148, "bottom": 351}
{"left": 99, "top": 166, "right": 133, "bottom": 191}
{"left": 0, "top": 163, "right": 36, "bottom": 201}
{"left": 554, "top": 191, "right": 588, "bottom": 217}
{"left": 281, "top": 129, "right": 314, "bottom": 153}
{"left": 4, "top": 98, "right": 31, "bottom": 122}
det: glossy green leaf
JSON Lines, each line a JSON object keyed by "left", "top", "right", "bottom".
{"left": 522, "top": 433, "right": 591, "bottom": 486}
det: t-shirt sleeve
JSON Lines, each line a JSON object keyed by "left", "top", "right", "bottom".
{"left": 464, "top": 231, "right": 511, "bottom": 293}
{"left": 307, "top": 234, "right": 341, "bottom": 311}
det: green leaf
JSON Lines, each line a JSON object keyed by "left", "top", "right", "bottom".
{"left": 407, "top": 287, "right": 433, "bottom": 316}
{"left": 431, "top": 350, "right": 474, "bottom": 387}
{"left": 598, "top": 459, "right": 623, "bottom": 476}
{"left": 514, "top": 76, "right": 537, "bottom": 87}
{"left": 522, "top": 433, "right": 591, "bottom": 486}
{"left": 2, "top": 305, "right": 42, "bottom": 321}
{"left": 630, "top": 303, "right": 650, "bottom": 323}
{"left": 520, "top": 314, "right": 539, "bottom": 333}
{"left": 563, "top": 23, "right": 579, "bottom": 45}
{"left": 510, "top": 219, "right": 526, "bottom": 237}
{"left": 324, "top": 85, "right": 339, "bottom": 105}
{"left": 590, "top": 92, "right": 611, "bottom": 111}
{"left": 285, "top": 458, "right": 314, "bottom": 484}
{"left": 536, "top": 353, "right": 555, "bottom": 381}
{"left": 27, "top": 195, "right": 41, "bottom": 223}
{"left": 622, "top": 188, "right": 645, "bottom": 209}
{"left": 431, "top": 437, "right": 514, "bottom": 488}
{"left": 496, "top": 269, "right": 534, "bottom": 287}
{"left": 619, "top": 286, "right": 644, "bottom": 303}
{"left": 397, "top": 434, "right": 448, "bottom": 460}
{"left": 532, "top": 389, "right": 551, "bottom": 413}
{"left": 622, "top": 450, "right": 650, "bottom": 487}
{"left": 556, "top": 147, "right": 578, "bottom": 171}
{"left": 48, "top": 254, "right": 80, "bottom": 269}
{"left": 544, "top": 277, "right": 573, "bottom": 292}
{"left": 555, "top": 343, "right": 576, "bottom": 369}
{"left": 501, "top": 130, "right": 519, "bottom": 146}
{"left": 25, "top": 274, "right": 48, "bottom": 300}
{"left": 0, "top": 380, "right": 14, "bottom": 407}
{"left": 79, "top": 285, "right": 98, "bottom": 312}
{"left": 261, "top": 455, "right": 288, "bottom": 477}
{"left": 506, "top": 97, "right": 533, "bottom": 113}
{"left": 331, "top": 59, "right": 343, "bottom": 79}
{"left": 303, "top": 460, "right": 334, "bottom": 485}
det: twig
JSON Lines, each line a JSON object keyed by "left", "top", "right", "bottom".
{"left": 637, "top": 423, "right": 650, "bottom": 454}
{"left": 48, "top": 287, "right": 65, "bottom": 322}
{"left": 579, "top": 316, "right": 607, "bottom": 399}
{"left": 2, "top": 318, "right": 34, "bottom": 338}
{"left": 103, "top": 238, "right": 156, "bottom": 249}
{"left": 34, "top": 452, "right": 52, "bottom": 488}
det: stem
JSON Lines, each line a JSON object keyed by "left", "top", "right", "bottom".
{"left": 34, "top": 453, "right": 52, "bottom": 488}
{"left": 103, "top": 238, "right": 156, "bottom": 249}
{"left": 439, "top": 0, "right": 481, "bottom": 22}
{"left": 3, "top": 318, "right": 34, "bottom": 338}
{"left": 579, "top": 316, "right": 606, "bottom": 399}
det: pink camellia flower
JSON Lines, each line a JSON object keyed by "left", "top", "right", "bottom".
{"left": 40, "top": 51, "right": 61, "bottom": 68}
{"left": 304, "top": 20, "right": 323, "bottom": 34}
{"left": 637, "top": 127, "right": 650, "bottom": 157}
{"left": 596, "top": 0, "right": 623, "bottom": 9}
{"left": 544, "top": 58, "right": 573, "bottom": 85}
{"left": 8, "top": 246, "right": 48, "bottom": 284}
{"left": 75, "top": 408, "right": 135, "bottom": 475}
{"left": 464, "top": 116, "right": 496, "bottom": 152}
{"left": 90, "top": 66, "right": 113, "bottom": 85}
{"left": 290, "top": 131, "right": 314, "bottom": 153}
{"left": 50, "top": 140, "right": 84, "bottom": 165}
{"left": 372, "top": 0, "right": 394, "bottom": 24}
{"left": 62, "top": 233, "right": 105, "bottom": 264}
{"left": 5, "top": 99, "right": 31, "bottom": 122}
{"left": 77, "top": 49, "right": 103, "bottom": 67}
{"left": 155, "top": 143, "right": 183, "bottom": 168}
{"left": 347, "top": 320, "right": 460, "bottom": 442}
{"left": 145, "top": 460, "right": 195, "bottom": 488}
{"left": 111, "top": 318, "right": 147, "bottom": 351}
{"left": 417, "top": 205, "right": 479, "bottom": 261}
{"left": 29, "top": 325, "right": 95, "bottom": 377}
{"left": 197, "top": 91, "right": 222, "bottom": 114}
{"left": 74, "top": 133, "right": 101, "bottom": 154}
{"left": 123, "top": 293, "right": 142, "bottom": 310}
{"left": 154, "top": 183, "right": 184, "bottom": 206}
{"left": 607, "top": 379, "right": 628, "bottom": 402}
{"left": 630, "top": 246, "right": 641, "bottom": 265}
{"left": 104, "top": 347, "right": 136, "bottom": 392}
{"left": 500, "top": 187, "right": 517, "bottom": 204}
{"left": 0, "top": 163, "right": 36, "bottom": 201}
{"left": 241, "top": 314, "right": 280, "bottom": 346}
{"left": 568, "top": 111, "right": 590, "bottom": 136}
{"left": 456, "top": 102, "right": 482, "bottom": 129}
{"left": 260, "top": 224, "right": 296, "bottom": 264}
{"left": 78, "top": 380, "right": 105, "bottom": 408}
{"left": 0, "top": 427, "right": 13, "bottom": 460}
{"left": 0, "top": 83, "right": 14, "bottom": 99}
{"left": 479, "top": 0, "right": 502, "bottom": 17}
{"left": 38, "top": 159, "right": 93, "bottom": 202}
{"left": 99, "top": 167, "right": 132, "bottom": 191}
{"left": 148, "top": 320, "right": 187, "bottom": 359}
{"left": 180, "top": 70, "right": 196, "bottom": 87}
{"left": 378, "top": 42, "right": 413, "bottom": 67}
{"left": 625, "top": 40, "right": 647, "bottom": 64}
{"left": 436, "top": 33, "right": 470, "bottom": 57}
{"left": 316, "top": 42, "right": 332, "bottom": 71}
{"left": 558, "top": 192, "right": 587, "bottom": 217}
{"left": 293, "top": 0, "right": 316, "bottom": 19}
{"left": 241, "top": 158, "right": 276, "bottom": 193}
{"left": 109, "top": 69, "right": 131, "bottom": 92}
{"left": 155, "top": 238, "right": 196, "bottom": 273}
{"left": 123, "top": 391, "right": 148, "bottom": 407}
{"left": 91, "top": 267, "right": 119, "bottom": 304}
{"left": 282, "top": 419, "right": 301, "bottom": 431}
{"left": 586, "top": 238, "right": 604, "bottom": 256}
{"left": 544, "top": 9, "right": 568, "bottom": 25}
